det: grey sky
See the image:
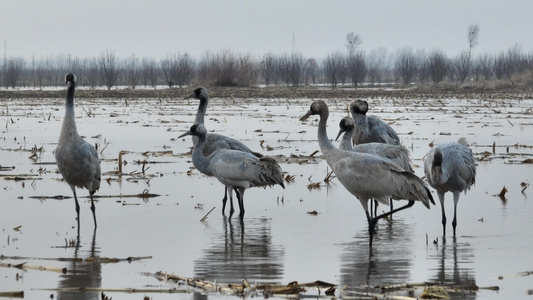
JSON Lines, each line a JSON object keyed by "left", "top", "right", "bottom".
{"left": 2, "top": 0, "right": 532, "bottom": 60}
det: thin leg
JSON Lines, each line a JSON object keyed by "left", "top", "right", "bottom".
{"left": 365, "top": 211, "right": 377, "bottom": 248}
{"left": 71, "top": 187, "right": 80, "bottom": 228}
{"left": 438, "top": 193, "right": 446, "bottom": 237}
{"left": 389, "top": 198, "right": 394, "bottom": 219}
{"left": 452, "top": 192, "right": 460, "bottom": 236}
{"left": 89, "top": 192, "right": 97, "bottom": 229}
{"left": 372, "top": 200, "right": 414, "bottom": 223}
{"left": 222, "top": 187, "right": 228, "bottom": 215}
{"left": 228, "top": 188, "right": 235, "bottom": 218}
{"left": 235, "top": 188, "right": 245, "bottom": 219}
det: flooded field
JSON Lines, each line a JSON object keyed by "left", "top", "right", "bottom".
{"left": 1, "top": 90, "right": 532, "bottom": 299}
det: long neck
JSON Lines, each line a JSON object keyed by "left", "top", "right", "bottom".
{"left": 191, "top": 133, "right": 214, "bottom": 176}
{"left": 339, "top": 128, "right": 354, "bottom": 151}
{"left": 59, "top": 83, "right": 80, "bottom": 141}
{"left": 194, "top": 96, "right": 208, "bottom": 125}
{"left": 351, "top": 113, "right": 369, "bottom": 142}
{"left": 317, "top": 111, "right": 336, "bottom": 154}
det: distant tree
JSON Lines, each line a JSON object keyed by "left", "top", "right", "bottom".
{"left": 367, "top": 48, "right": 388, "bottom": 85}
{"left": 495, "top": 44, "right": 523, "bottom": 87}
{"left": 124, "top": 54, "right": 140, "bottom": 89}
{"left": 323, "top": 51, "right": 345, "bottom": 88}
{"left": 211, "top": 49, "right": 239, "bottom": 86}
{"left": 416, "top": 50, "right": 430, "bottom": 85}
{"left": 141, "top": 57, "right": 159, "bottom": 88}
{"left": 84, "top": 57, "right": 100, "bottom": 88}
{"left": 236, "top": 53, "right": 258, "bottom": 87}
{"left": 472, "top": 53, "right": 493, "bottom": 80}
{"left": 347, "top": 51, "right": 367, "bottom": 88}
{"left": 99, "top": 50, "right": 120, "bottom": 90}
{"left": 4, "top": 56, "right": 25, "bottom": 88}
{"left": 175, "top": 53, "right": 195, "bottom": 87}
{"left": 345, "top": 32, "right": 362, "bottom": 57}
{"left": 395, "top": 48, "right": 417, "bottom": 85}
{"left": 454, "top": 50, "right": 471, "bottom": 83}
{"left": 455, "top": 24, "right": 480, "bottom": 83}
{"left": 428, "top": 49, "right": 449, "bottom": 85}
{"left": 260, "top": 52, "right": 279, "bottom": 86}
{"left": 278, "top": 52, "right": 305, "bottom": 87}
{"left": 160, "top": 54, "right": 178, "bottom": 88}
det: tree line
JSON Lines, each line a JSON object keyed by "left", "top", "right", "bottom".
{"left": 2, "top": 43, "right": 533, "bottom": 90}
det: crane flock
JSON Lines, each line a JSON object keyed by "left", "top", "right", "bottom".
{"left": 53, "top": 77, "right": 477, "bottom": 245}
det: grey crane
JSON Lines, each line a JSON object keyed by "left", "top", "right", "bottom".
{"left": 179, "top": 123, "right": 285, "bottom": 220}
{"left": 300, "top": 100, "right": 434, "bottom": 246}
{"left": 55, "top": 73, "right": 101, "bottom": 228}
{"left": 424, "top": 138, "right": 476, "bottom": 236}
{"left": 336, "top": 116, "right": 414, "bottom": 216}
{"left": 336, "top": 116, "right": 413, "bottom": 173}
{"left": 349, "top": 99, "right": 401, "bottom": 146}
{"left": 184, "top": 87, "right": 263, "bottom": 216}
{"left": 349, "top": 100, "right": 403, "bottom": 212}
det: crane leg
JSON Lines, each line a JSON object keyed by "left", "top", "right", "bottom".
{"left": 72, "top": 187, "right": 80, "bottom": 228}
{"left": 235, "top": 188, "right": 245, "bottom": 220}
{"left": 222, "top": 187, "right": 228, "bottom": 215}
{"left": 90, "top": 192, "right": 97, "bottom": 229}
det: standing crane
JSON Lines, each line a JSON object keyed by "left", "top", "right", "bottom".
{"left": 424, "top": 138, "right": 476, "bottom": 236}
{"left": 184, "top": 87, "right": 263, "bottom": 216}
{"left": 300, "top": 100, "right": 434, "bottom": 246}
{"left": 55, "top": 73, "right": 101, "bottom": 228}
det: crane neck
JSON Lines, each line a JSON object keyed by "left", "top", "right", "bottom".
{"left": 194, "top": 95, "right": 208, "bottom": 125}
{"left": 317, "top": 110, "right": 336, "bottom": 154}
{"left": 60, "top": 82, "right": 80, "bottom": 141}
{"left": 191, "top": 132, "right": 213, "bottom": 176}
{"left": 339, "top": 128, "right": 354, "bottom": 151}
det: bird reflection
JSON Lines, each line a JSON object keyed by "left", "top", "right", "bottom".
{"left": 339, "top": 218, "right": 414, "bottom": 294}
{"left": 194, "top": 217, "right": 284, "bottom": 283}
{"left": 428, "top": 238, "right": 477, "bottom": 299}
{"left": 57, "top": 230, "right": 101, "bottom": 300}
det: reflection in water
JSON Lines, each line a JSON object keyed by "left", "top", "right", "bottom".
{"left": 194, "top": 217, "right": 284, "bottom": 283}
{"left": 427, "top": 238, "right": 477, "bottom": 299}
{"left": 340, "top": 218, "right": 414, "bottom": 291}
{"left": 57, "top": 230, "right": 102, "bottom": 300}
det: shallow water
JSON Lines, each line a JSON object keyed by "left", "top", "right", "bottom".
{"left": 1, "top": 94, "right": 532, "bottom": 299}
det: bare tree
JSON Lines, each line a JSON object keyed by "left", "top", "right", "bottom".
{"left": 236, "top": 53, "right": 258, "bottom": 87}
{"left": 367, "top": 48, "right": 388, "bottom": 85}
{"left": 455, "top": 24, "right": 480, "bottom": 83}
{"left": 454, "top": 50, "right": 471, "bottom": 83}
{"left": 346, "top": 32, "right": 362, "bottom": 57}
{"left": 278, "top": 52, "right": 305, "bottom": 87}
{"left": 323, "top": 51, "right": 345, "bottom": 88}
{"left": 211, "top": 49, "right": 239, "bottom": 86}
{"left": 160, "top": 54, "right": 178, "bottom": 87}
{"left": 84, "top": 57, "right": 100, "bottom": 88}
{"left": 124, "top": 54, "right": 140, "bottom": 89}
{"left": 394, "top": 48, "right": 417, "bottom": 85}
{"left": 260, "top": 52, "right": 279, "bottom": 86}
{"left": 4, "top": 56, "right": 25, "bottom": 88}
{"left": 472, "top": 53, "right": 493, "bottom": 80}
{"left": 468, "top": 24, "right": 480, "bottom": 56}
{"left": 428, "top": 49, "right": 449, "bottom": 85}
{"left": 347, "top": 51, "right": 367, "bottom": 88}
{"left": 141, "top": 57, "right": 159, "bottom": 88}
{"left": 416, "top": 50, "right": 430, "bottom": 85}
{"left": 175, "top": 53, "right": 195, "bottom": 87}
{"left": 99, "top": 50, "right": 120, "bottom": 90}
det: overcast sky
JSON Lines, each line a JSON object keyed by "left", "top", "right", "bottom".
{"left": 2, "top": 0, "right": 532, "bottom": 61}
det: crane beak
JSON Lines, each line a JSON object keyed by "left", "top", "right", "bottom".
{"left": 334, "top": 128, "right": 345, "bottom": 142}
{"left": 184, "top": 93, "right": 195, "bottom": 100}
{"left": 299, "top": 111, "right": 312, "bottom": 122}
{"left": 177, "top": 130, "right": 192, "bottom": 139}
